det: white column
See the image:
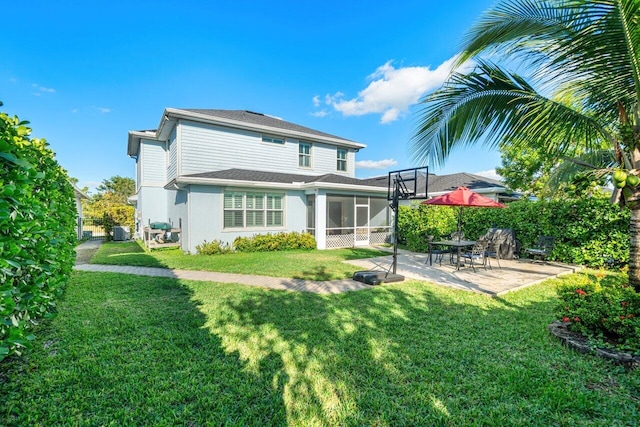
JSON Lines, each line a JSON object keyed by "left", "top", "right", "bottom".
{"left": 315, "top": 189, "right": 327, "bottom": 250}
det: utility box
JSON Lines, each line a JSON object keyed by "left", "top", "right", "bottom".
{"left": 113, "top": 226, "right": 131, "bottom": 241}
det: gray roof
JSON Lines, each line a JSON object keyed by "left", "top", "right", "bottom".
{"left": 182, "top": 169, "right": 506, "bottom": 193}
{"left": 184, "top": 168, "right": 388, "bottom": 188}
{"left": 427, "top": 172, "right": 505, "bottom": 193}
{"left": 182, "top": 109, "right": 356, "bottom": 144}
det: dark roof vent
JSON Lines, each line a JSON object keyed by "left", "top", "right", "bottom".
{"left": 244, "top": 110, "right": 264, "bottom": 116}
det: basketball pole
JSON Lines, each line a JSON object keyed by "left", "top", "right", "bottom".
{"left": 391, "top": 180, "right": 400, "bottom": 275}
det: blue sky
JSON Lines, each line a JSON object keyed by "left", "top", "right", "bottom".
{"left": 2, "top": 0, "right": 501, "bottom": 192}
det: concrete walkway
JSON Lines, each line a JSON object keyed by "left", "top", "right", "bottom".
{"left": 74, "top": 240, "right": 370, "bottom": 294}
{"left": 74, "top": 240, "right": 580, "bottom": 296}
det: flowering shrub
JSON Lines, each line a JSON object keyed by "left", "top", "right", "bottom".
{"left": 196, "top": 239, "right": 232, "bottom": 255}
{"left": 555, "top": 273, "right": 639, "bottom": 353}
{"left": 233, "top": 232, "right": 316, "bottom": 252}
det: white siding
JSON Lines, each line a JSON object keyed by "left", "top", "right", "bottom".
{"left": 140, "top": 140, "right": 166, "bottom": 186}
{"left": 312, "top": 143, "right": 356, "bottom": 177}
{"left": 179, "top": 120, "right": 354, "bottom": 176}
{"left": 167, "top": 128, "right": 178, "bottom": 181}
{"left": 136, "top": 157, "right": 141, "bottom": 192}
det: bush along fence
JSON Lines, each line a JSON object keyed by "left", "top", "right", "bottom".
{"left": 398, "top": 197, "right": 630, "bottom": 268}
{"left": 0, "top": 111, "right": 77, "bottom": 362}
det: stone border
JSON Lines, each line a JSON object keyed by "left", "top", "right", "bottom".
{"left": 548, "top": 321, "right": 639, "bottom": 369}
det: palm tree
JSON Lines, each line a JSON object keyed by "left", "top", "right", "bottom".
{"left": 411, "top": 0, "right": 640, "bottom": 290}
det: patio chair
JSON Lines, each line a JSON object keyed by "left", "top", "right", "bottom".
{"left": 460, "top": 238, "right": 490, "bottom": 272}
{"left": 483, "top": 236, "right": 502, "bottom": 268}
{"left": 524, "top": 236, "right": 555, "bottom": 262}
{"left": 425, "top": 235, "right": 452, "bottom": 266}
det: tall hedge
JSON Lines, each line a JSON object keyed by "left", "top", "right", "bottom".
{"left": 0, "top": 112, "right": 77, "bottom": 361}
{"left": 398, "top": 198, "right": 630, "bottom": 268}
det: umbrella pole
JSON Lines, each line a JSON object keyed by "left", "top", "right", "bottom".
{"left": 457, "top": 206, "right": 463, "bottom": 240}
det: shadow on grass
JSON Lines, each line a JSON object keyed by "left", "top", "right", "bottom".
{"left": 205, "top": 281, "right": 640, "bottom": 425}
{"left": 4, "top": 272, "right": 638, "bottom": 425}
{"left": 0, "top": 272, "right": 287, "bottom": 425}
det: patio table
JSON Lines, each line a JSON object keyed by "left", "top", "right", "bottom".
{"left": 430, "top": 240, "right": 476, "bottom": 270}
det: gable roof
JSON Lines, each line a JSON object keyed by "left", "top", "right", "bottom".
{"left": 128, "top": 108, "right": 365, "bottom": 157}
{"left": 182, "top": 110, "right": 355, "bottom": 144}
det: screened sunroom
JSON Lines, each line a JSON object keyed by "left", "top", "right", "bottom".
{"left": 306, "top": 192, "right": 391, "bottom": 249}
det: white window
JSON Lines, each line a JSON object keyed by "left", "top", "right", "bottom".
{"left": 245, "top": 193, "right": 265, "bottom": 227}
{"left": 266, "top": 194, "right": 284, "bottom": 226}
{"left": 262, "top": 135, "right": 284, "bottom": 144}
{"left": 223, "top": 192, "right": 244, "bottom": 228}
{"left": 337, "top": 148, "right": 347, "bottom": 172}
{"left": 223, "top": 192, "right": 284, "bottom": 228}
{"left": 299, "top": 142, "right": 311, "bottom": 168}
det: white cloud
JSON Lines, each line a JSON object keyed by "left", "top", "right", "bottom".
{"left": 474, "top": 169, "right": 503, "bottom": 181}
{"left": 97, "top": 107, "right": 111, "bottom": 113}
{"left": 310, "top": 110, "right": 328, "bottom": 117}
{"left": 312, "top": 95, "right": 321, "bottom": 107}
{"left": 32, "top": 83, "right": 55, "bottom": 93}
{"left": 355, "top": 158, "right": 398, "bottom": 169}
{"left": 319, "top": 57, "right": 462, "bottom": 123}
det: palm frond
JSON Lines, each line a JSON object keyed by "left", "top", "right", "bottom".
{"left": 456, "top": 0, "right": 639, "bottom": 122}
{"left": 410, "top": 61, "right": 609, "bottom": 167}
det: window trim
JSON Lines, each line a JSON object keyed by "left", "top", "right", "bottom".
{"left": 223, "top": 191, "right": 285, "bottom": 229}
{"left": 261, "top": 135, "right": 285, "bottom": 145}
{"left": 337, "top": 148, "right": 348, "bottom": 172}
{"left": 298, "top": 142, "right": 312, "bottom": 168}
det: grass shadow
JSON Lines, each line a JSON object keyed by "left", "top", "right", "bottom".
{"left": 90, "top": 241, "right": 170, "bottom": 268}
{"left": 0, "top": 272, "right": 287, "bottom": 425}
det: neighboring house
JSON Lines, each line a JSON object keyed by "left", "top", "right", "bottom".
{"left": 73, "top": 184, "right": 89, "bottom": 239}
{"left": 425, "top": 171, "right": 513, "bottom": 202}
{"left": 127, "top": 109, "right": 391, "bottom": 252}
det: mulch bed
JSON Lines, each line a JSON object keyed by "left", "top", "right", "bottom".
{"left": 548, "top": 321, "right": 639, "bottom": 370}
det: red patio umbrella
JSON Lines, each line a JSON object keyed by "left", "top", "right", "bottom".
{"left": 422, "top": 186, "right": 506, "bottom": 238}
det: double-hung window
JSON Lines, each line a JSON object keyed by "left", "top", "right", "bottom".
{"left": 223, "top": 192, "right": 244, "bottom": 228}
{"left": 299, "top": 142, "right": 311, "bottom": 168}
{"left": 266, "top": 194, "right": 284, "bottom": 226}
{"left": 223, "top": 192, "right": 284, "bottom": 228}
{"left": 337, "top": 148, "right": 347, "bottom": 172}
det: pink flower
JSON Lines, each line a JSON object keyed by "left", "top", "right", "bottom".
{"left": 576, "top": 289, "right": 587, "bottom": 296}
{"left": 628, "top": 314, "right": 634, "bottom": 319}
{"left": 562, "top": 317, "right": 571, "bottom": 323}
{"left": 573, "top": 317, "right": 581, "bottom": 322}
{"left": 620, "top": 315, "right": 627, "bottom": 320}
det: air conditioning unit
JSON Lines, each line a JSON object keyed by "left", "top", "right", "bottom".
{"left": 113, "top": 226, "right": 131, "bottom": 241}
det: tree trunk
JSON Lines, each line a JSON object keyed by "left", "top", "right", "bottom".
{"left": 629, "top": 208, "right": 640, "bottom": 292}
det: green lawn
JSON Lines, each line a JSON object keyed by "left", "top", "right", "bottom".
{"left": 90, "top": 241, "right": 389, "bottom": 280}
{"left": 1, "top": 271, "right": 638, "bottom": 425}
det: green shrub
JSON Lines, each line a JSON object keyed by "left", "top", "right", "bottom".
{"left": 0, "top": 111, "right": 77, "bottom": 361}
{"left": 101, "top": 205, "right": 135, "bottom": 241}
{"left": 196, "top": 239, "right": 232, "bottom": 255}
{"left": 397, "top": 203, "right": 457, "bottom": 252}
{"left": 555, "top": 273, "right": 639, "bottom": 353}
{"left": 233, "top": 232, "right": 316, "bottom": 252}
{"left": 398, "top": 197, "right": 630, "bottom": 268}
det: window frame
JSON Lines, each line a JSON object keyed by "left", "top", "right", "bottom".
{"left": 223, "top": 191, "right": 285, "bottom": 229}
{"left": 261, "top": 135, "right": 285, "bottom": 145}
{"left": 298, "top": 142, "right": 312, "bottom": 168}
{"left": 337, "top": 148, "right": 348, "bottom": 172}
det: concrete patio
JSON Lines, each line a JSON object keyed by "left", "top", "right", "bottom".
{"left": 345, "top": 248, "right": 581, "bottom": 296}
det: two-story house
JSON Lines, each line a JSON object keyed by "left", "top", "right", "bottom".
{"left": 127, "top": 109, "right": 391, "bottom": 252}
